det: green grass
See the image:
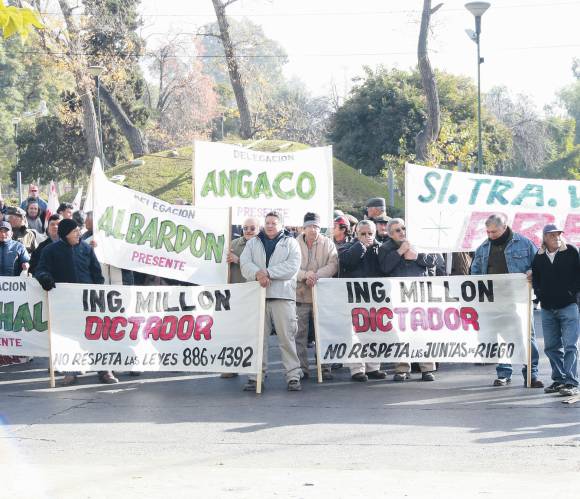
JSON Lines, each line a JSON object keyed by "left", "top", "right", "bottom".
{"left": 106, "top": 140, "right": 403, "bottom": 217}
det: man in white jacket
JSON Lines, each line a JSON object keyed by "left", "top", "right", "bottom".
{"left": 240, "top": 211, "right": 303, "bottom": 392}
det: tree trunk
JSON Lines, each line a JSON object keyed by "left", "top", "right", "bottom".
{"left": 100, "top": 84, "right": 149, "bottom": 156}
{"left": 415, "top": 1, "right": 442, "bottom": 163}
{"left": 57, "top": 0, "right": 102, "bottom": 166}
{"left": 212, "top": 0, "right": 253, "bottom": 139}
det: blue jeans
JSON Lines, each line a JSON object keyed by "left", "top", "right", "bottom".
{"left": 496, "top": 312, "right": 539, "bottom": 380}
{"left": 541, "top": 304, "right": 579, "bottom": 387}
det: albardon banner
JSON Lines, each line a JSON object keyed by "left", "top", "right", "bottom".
{"left": 314, "top": 275, "right": 530, "bottom": 364}
{"left": 86, "top": 159, "right": 230, "bottom": 284}
{"left": 193, "top": 140, "right": 334, "bottom": 227}
{"left": 49, "top": 282, "right": 265, "bottom": 373}
{"left": 0, "top": 277, "right": 48, "bottom": 357}
{"left": 405, "top": 163, "right": 580, "bottom": 252}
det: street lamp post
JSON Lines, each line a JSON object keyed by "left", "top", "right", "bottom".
{"left": 88, "top": 65, "right": 105, "bottom": 163}
{"left": 465, "top": 2, "right": 490, "bottom": 174}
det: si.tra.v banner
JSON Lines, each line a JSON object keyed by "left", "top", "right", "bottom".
{"left": 314, "top": 275, "right": 530, "bottom": 365}
{"left": 49, "top": 282, "right": 265, "bottom": 373}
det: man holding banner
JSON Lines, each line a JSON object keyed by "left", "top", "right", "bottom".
{"left": 0, "top": 221, "right": 30, "bottom": 276}
{"left": 240, "top": 211, "right": 303, "bottom": 392}
{"left": 471, "top": 214, "right": 543, "bottom": 388}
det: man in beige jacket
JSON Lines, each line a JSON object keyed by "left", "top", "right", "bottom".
{"left": 296, "top": 212, "right": 338, "bottom": 380}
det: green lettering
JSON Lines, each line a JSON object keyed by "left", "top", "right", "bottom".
{"left": 138, "top": 218, "right": 159, "bottom": 248}
{"left": 296, "top": 172, "right": 316, "bottom": 200}
{"left": 512, "top": 184, "right": 544, "bottom": 207}
{"left": 468, "top": 179, "right": 491, "bottom": 205}
{"left": 190, "top": 230, "right": 205, "bottom": 258}
{"left": 174, "top": 225, "right": 192, "bottom": 254}
{"left": 156, "top": 220, "right": 177, "bottom": 252}
{"left": 126, "top": 213, "right": 145, "bottom": 244}
{"left": 237, "top": 169, "right": 252, "bottom": 199}
{"left": 218, "top": 170, "right": 237, "bottom": 197}
{"left": 568, "top": 186, "right": 579, "bottom": 208}
{"left": 12, "top": 303, "right": 33, "bottom": 332}
{"left": 418, "top": 171, "right": 440, "bottom": 203}
{"left": 201, "top": 170, "right": 218, "bottom": 197}
{"left": 97, "top": 206, "right": 114, "bottom": 236}
{"left": 112, "top": 209, "right": 126, "bottom": 240}
{"left": 273, "top": 171, "right": 295, "bottom": 200}
{"left": 33, "top": 302, "right": 48, "bottom": 331}
{"left": 252, "top": 172, "right": 273, "bottom": 199}
{"left": 0, "top": 302, "right": 14, "bottom": 331}
{"left": 486, "top": 179, "right": 513, "bottom": 205}
{"left": 205, "top": 234, "right": 225, "bottom": 262}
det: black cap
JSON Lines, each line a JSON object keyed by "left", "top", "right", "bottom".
{"left": 366, "top": 197, "right": 386, "bottom": 209}
{"left": 303, "top": 212, "right": 321, "bottom": 227}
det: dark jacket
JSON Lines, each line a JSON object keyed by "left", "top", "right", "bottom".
{"left": 339, "top": 239, "right": 382, "bottom": 278}
{"left": 532, "top": 243, "right": 580, "bottom": 310}
{"left": 36, "top": 239, "right": 104, "bottom": 285}
{"left": 30, "top": 237, "right": 56, "bottom": 275}
{"left": 0, "top": 239, "right": 29, "bottom": 276}
{"left": 378, "top": 238, "right": 437, "bottom": 277}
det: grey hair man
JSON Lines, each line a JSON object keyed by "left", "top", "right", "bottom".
{"left": 471, "top": 213, "right": 542, "bottom": 388}
{"left": 240, "top": 211, "right": 303, "bottom": 392}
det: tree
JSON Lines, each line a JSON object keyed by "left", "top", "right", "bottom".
{"left": 209, "top": 0, "right": 252, "bottom": 139}
{"left": 0, "top": 1, "right": 42, "bottom": 40}
{"left": 415, "top": 0, "right": 442, "bottom": 162}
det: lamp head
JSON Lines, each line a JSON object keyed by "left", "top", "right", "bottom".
{"left": 465, "top": 2, "right": 491, "bottom": 18}
{"left": 87, "top": 65, "right": 105, "bottom": 77}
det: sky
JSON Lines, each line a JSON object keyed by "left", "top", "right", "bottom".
{"left": 139, "top": 0, "right": 580, "bottom": 111}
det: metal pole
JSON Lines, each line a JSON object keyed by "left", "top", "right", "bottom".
{"left": 476, "top": 26, "right": 483, "bottom": 174}
{"left": 95, "top": 75, "right": 104, "bottom": 164}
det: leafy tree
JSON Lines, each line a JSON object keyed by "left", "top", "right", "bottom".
{"left": 0, "top": 1, "right": 42, "bottom": 40}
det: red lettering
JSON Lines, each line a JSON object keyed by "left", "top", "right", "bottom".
{"left": 563, "top": 213, "right": 580, "bottom": 246}
{"left": 461, "top": 211, "right": 500, "bottom": 249}
{"left": 85, "top": 316, "right": 102, "bottom": 340}
{"left": 194, "top": 315, "right": 213, "bottom": 340}
{"left": 460, "top": 307, "right": 480, "bottom": 331}
{"left": 351, "top": 307, "right": 369, "bottom": 333}
{"left": 512, "top": 212, "right": 555, "bottom": 248}
{"left": 159, "top": 316, "right": 178, "bottom": 340}
{"left": 177, "top": 316, "right": 195, "bottom": 340}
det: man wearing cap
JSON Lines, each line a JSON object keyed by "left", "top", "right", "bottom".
{"left": 35, "top": 219, "right": 115, "bottom": 386}
{"left": 20, "top": 184, "right": 48, "bottom": 212}
{"left": 240, "top": 211, "right": 303, "bottom": 392}
{"left": 333, "top": 215, "right": 352, "bottom": 252}
{"left": 532, "top": 224, "right": 580, "bottom": 397}
{"left": 471, "top": 213, "right": 543, "bottom": 388}
{"left": 373, "top": 214, "right": 391, "bottom": 243}
{"left": 9, "top": 207, "right": 37, "bottom": 254}
{"left": 296, "top": 212, "right": 338, "bottom": 380}
{"left": 365, "top": 197, "right": 387, "bottom": 220}
{"left": 0, "top": 221, "right": 30, "bottom": 276}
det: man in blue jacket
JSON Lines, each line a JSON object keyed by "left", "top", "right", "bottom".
{"left": 35, "top": 219, "right": 115, "bottom": 386}
{"left": 0, "top": 221, "right": 30, "bottom": 276}
{"left": 471, "top": 213, "right": 543, "bottom": 388}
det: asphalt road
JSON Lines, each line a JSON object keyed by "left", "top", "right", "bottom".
{"left": 1, "top": 311, "right": 578, "bottom": 499}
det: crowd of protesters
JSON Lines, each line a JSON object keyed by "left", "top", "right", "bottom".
{"left": 0, "top": 186, "right": 578, "bottom": 397}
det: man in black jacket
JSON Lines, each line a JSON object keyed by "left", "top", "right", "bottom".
{"left": 36, "top": 219, "right": 117, "bottom": 386}
{"left": 30, "top": 214, "right": 61, "bottom": 275}
{"left": 532, "top": 224, "right": 580, "bottom": 397}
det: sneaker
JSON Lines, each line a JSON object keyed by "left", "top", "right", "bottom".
{"left": 393, "top": 372, "right": 409, "bottom": 382}
{"left": 366, "top": 370, "right": 387, "bottom": 380}
{"left": 220, "top": 373, "right": 238, "bottom": 379}
{"left": 99, "top": 372, "right": 119, "bottom": 384}
{"left": 61, "top": 375, "right": 78, "bottom": 387}
{"left": 242, "top": 379, "right": 264, "bottom": 392}
{"left": 544, "top": 382, "right": 565, "bottom": 393}
{"left": 421, "top": 371, "right": 435, "bottom": 382}
{"left": 321, "top": 370, "right": 334, "bottom": 381}
{"left": 493, "top": 377, "right": 511, "bottom": 387}
{"left": 559, "top": 384, "right": 579, "bottom": 397}
{"left": 287, "top": 379, "right": 302, "bottom": 391}
{"left": 525, "top": 378, "right": 544, "bottom": 388}
{"left": 351, "top": 372, "right": 368, "bottom": 382}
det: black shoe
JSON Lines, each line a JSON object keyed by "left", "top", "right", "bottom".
{"left": 322, "top": 370, "right": 334, "bottom": 381}
{"left": 544, "top": 382, "right": 565, "bottom": 393}
{"left": 287, "top": 379, "right": 302, "bottom": 391}
{"left": 493, "top": 377, "right": 511, "bottom": 387}
{"left": 366, "top": 370, "right": 387, "bottom": 380}
{"left": 526, "top": 378, "right": 544, "bottom": 388}
{"left": 243, "top": 379, "right": 264, "bottom": 392}
{"left": 393, "top": 372, "right": 410, "bottom": 382}
{"left": 421, "top": 371, "right": 435, "bottom": 382}
{"left": 351, "top": 373, "right": 368, "bottom": 382}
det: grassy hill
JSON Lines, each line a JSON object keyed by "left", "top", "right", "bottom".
{"left": 107, "top": 140, "right": 402, "bottom": 218}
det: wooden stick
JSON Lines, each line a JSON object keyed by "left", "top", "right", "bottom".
{"left": 526, "top": 280, "right": 533, "bottom": 389}
{"left": 46, "top": 290, "right": 56, "bottom": 389}
{"left": 255, "top": 286, "right": 267, "bottom": 394}
{"left": 312, "top": 284, "right": 323, "bottom": 383}
{"left": 191, "top": 146, "right": 196, "bottom": 205}
{"left": 226, "top": 207, "right": 232, "bottom": 284}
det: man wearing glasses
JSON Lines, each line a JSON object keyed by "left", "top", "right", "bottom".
{"left": 20, "top": 184, "right": 48, "bottom": 213}
{"left": 339, "top": 220, "right": 388, "bottom": 382}
{"left": 378, "top": 218, "right": 438, "bottom": 381}
{"left": 240, "top": 211, "right": 303, "bottom": 392}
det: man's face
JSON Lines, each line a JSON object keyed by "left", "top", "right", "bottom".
{"left": 486, "top": 223, "right": 506, "bottom": 241}
{"left": 389, "top": 223, "right": 406, "bottom": 242}
{"left": 65, "top": 227, "right": 81, "bottom": 246}
{"left": 0, "top": 228, "right": 11, "bottom": 242}
{"left": 543, "top": 232, "right": 562, "bottom": 251}
{"left": 376, "top": 221, "right": 388, "bottom": 237}
{"left": 61, "top": 208, "right": 73, "bottom": 220}
{"left": 242, "top": 218, "right": 259, "bottom": 240}
{"left": 333, "top": 223, "right": 345, "bottom": 240}
{"left": 367, "top": 207, "right": 383, "bottom": 219}
{"left": 9, "top": 215, "right": 23, "bottom": 229}
{"left": 29, "top": 189, "right": 39, "bottom": 199}
{"left": 264, "top": 215, "right": 282, "bottom": 238}
{"left": 47, "top": 220, "right": 60, "bottom": 239}
{"left": 304, "top": 224, "right": 320, "bottom": 242}
{"left": 85, "top": 215, "right": 93, "bottom": 232}
{"left": 357, "top": 224, "right": 375, "bottom": 242}
{"left": 27, "top": 204, "right": 39, "bottom": 217}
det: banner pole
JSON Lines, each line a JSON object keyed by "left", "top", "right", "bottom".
{"left": 312, "top": 284, "right": 323, "bottom": 383}
{"left": 191, "top": 146, "right": 195, "bottom": 205}
{"left": 46, "top": 291, "right": 56, "bottom": 389}
{"left": 526, "top": 280, "right": 533, "bottom": 389}
{"left": 227, "top": 207, "right": 232, "bottom": 284}
{"left": 255, "top": 286, "right": 266, "bottom": 394}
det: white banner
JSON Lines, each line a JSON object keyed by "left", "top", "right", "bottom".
{"left": 0, "top": 278, "right": 48, "bottom": 357}
{"left": 314, "top": 275, "right": 530, "bottom": 364}
{"left": 194, "top": 141, "right": 334, "bottom": 227}
{"left": 405, "top": 163, "right": 580, "bottom": 252}
{"left": 88, "top": 160, "right": 230, "bottom": 284}
{"left": 49, "top": 282, "right": 265, "bottom": 373}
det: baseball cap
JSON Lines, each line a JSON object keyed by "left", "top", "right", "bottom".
{"left": 334, "top": 216, "right": 350, "bottom": 228}
{"left": 0, "top": 221, "right": 11, "bottom": 231}
{"left": 543, "top": 224, "right": 563, "bottom": 234}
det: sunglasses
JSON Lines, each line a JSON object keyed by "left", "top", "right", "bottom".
{"left": 243, "top": 225, "right": 257, "bottom": 231}
{"left": 393, "top": 227, "right": 406, "bottom": 233}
